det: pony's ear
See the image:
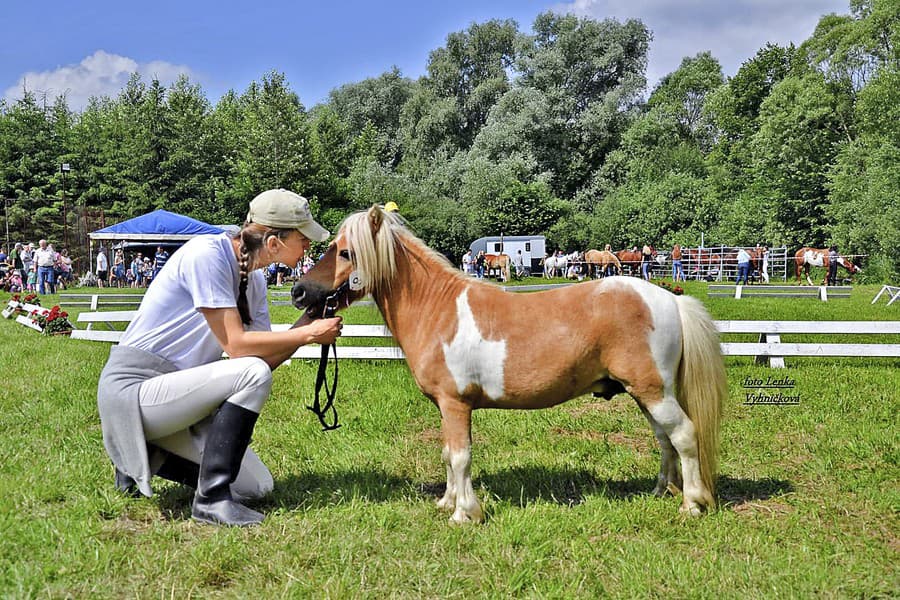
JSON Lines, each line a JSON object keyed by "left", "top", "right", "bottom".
{"left": 368, "top": 204, "right": 384, "bottom": 235}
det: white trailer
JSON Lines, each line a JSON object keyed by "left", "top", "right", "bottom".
{"left": 469, "top": 235, "right": 546, "bottom": 275}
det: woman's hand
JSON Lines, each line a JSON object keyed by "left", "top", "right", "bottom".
{"left": 200, "top": 307, "right": 344, "bottom": 370}
{"left": 302, "top": 316, "right": 343, "bottom": 346}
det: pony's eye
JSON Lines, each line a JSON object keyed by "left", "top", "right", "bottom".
{"left": 339, "top": 250, "right": 351, "bottom": 261}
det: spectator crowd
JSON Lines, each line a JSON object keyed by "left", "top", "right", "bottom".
{"left": 1, "top": 241, "right": 74, "bottom": 293}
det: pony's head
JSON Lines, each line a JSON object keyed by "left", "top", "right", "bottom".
{"left": 838, "top": 255, "right": 861, "bottom": 274}
{"left": 292, "top": 205, "right": 404, "bottom": 318}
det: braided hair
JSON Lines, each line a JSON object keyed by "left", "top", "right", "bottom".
{"left": 233, "top": 223, "right": 292, "bottom": 325}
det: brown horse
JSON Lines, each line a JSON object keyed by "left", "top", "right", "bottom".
{"left": 615, "top": 248, "right": 664, "bottom": 277}
{"left": 584, "top": 249, "right": 621, "bottom": 278}
{"left": 292, "top": 206, "right": 726, "bottom": 522}
{"left": 483, "top": 253, "right": 511, "bottom": 282}
{"left": 794, "top": 247, "right": 860, "bottom": 285}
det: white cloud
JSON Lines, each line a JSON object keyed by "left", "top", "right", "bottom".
{"left": 3, "top": 50, "right": 195, "bottom": 110}
{"left": 551, "top": 0, "right": 847, "bottom": 90}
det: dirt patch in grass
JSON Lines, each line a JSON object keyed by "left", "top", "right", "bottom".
{"left": 550, "top": 427, "right": 653, "bottom": 452}
{"left": 730, "top": 499, "right": 794, "bottom": 516}
{"left": 416, "top": 427, "right": 442, "bottom": 443}
{"left": 564, "top": 399, "right": 633, "bottom": 418}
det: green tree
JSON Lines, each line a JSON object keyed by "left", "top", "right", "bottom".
{"left": 648, "top": 52, "right": 724, "bottom": 147}
{"left": 325, "top": 67, "right": 415, "bottom": 166}
{"left": 827, "top": 65, "right": 900, "bottom": 278}
{"left": 514, "top": 12, "right": 650, "bottom": 196}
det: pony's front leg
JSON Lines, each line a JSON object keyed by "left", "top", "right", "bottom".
{"left": 437, "top": 397, "right": 483, "bottom": 523}
{"left": 436, "top": 444, "right": 457, "bottom": 511}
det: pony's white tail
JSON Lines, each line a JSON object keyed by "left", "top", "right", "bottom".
{"left": 675, "top": 294, "right": 726, "bottom": 500}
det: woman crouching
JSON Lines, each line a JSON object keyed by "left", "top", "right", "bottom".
{"left": 97, "top": 189, "right": 342, "bottom": 526}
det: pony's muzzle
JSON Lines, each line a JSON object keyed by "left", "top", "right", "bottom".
{"left": 291, "top": 280, "right": 336, "bottom": 318}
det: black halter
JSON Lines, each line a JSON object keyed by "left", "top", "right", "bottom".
{"left": 307, "top": 282, "right": 349, "bottom": 431}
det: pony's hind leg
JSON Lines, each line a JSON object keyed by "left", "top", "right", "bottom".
{"left": 648, "top": 396, "right": 714, "bottom": 515}
{"left": 436, "top": 397, "right": 483, "bottom": 523}
{"left": 636, "top": 403, "right": 682, "bottom": 496}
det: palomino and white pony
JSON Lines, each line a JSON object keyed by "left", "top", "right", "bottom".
{"left": 292, "top": 206, "right": 726, "bottom": 523}
{"left": 483, "top": 253, "right": 511, "bottom": 282}
{"left": 794, "top": 247, "right": 860, "bottom": 285}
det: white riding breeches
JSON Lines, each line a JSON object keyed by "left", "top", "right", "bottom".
{"left": 138, "top": 356, "right": 274, "bottom": 499}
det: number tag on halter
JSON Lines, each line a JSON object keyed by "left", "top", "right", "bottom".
{"left": 348, "top": 271, "right": 364, "bottom": 291}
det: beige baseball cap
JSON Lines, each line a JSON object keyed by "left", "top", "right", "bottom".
{"left": 246, "top": 189, "right": 330, "bottom": 241}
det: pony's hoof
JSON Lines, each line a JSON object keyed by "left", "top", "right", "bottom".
{"left": 436, "top": 496, "right": 454, "bottom": 512}
{"left": 653, "top": 482, "right": 682, "bottom": 497}
{"left": 449, "top": 507, "right": 484, "bottom": 524}
{"left": 679, "top": 503, "right": 703, "bottom": 517}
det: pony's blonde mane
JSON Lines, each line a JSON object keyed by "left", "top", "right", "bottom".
{"left": 339, "top": 207, "right": 467, "bottom": 296}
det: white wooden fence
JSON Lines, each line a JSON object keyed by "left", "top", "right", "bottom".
{"left": 69, "top": 310, "right": 900, "bottom": 368}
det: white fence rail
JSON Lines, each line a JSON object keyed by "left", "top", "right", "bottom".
{"left": 69, "top": 311, "right": 899, "bottom": 369}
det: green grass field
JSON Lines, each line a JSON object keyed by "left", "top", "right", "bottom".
{"left": 0, "top": 280, "right": 897, "bottom": 598}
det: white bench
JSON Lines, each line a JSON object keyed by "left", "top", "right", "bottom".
{"left": 709, "top": 284, "right": 851, "bottom": 301}
{"left": 871, "top": 285, "right": 900, "bottom": 306}
{"left": 70, "top": 311, "right": 899, "bottom": 368}
{"left": 59, "top": 293, "right": 144, "bottom": 310}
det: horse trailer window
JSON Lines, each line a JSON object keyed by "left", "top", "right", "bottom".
{"left": 493, "top": 243, "right": 501, "bottom": 252}
{"left": 525, "top": 243, "right": 531, "bottom": 251}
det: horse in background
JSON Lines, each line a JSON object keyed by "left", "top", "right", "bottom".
{"left": 483, "top": 253, "right": 511, "bottom": 282}
{"left": 615, "top": 248, "right": 665, "bottom": 277}
{"left": 584, "top": 249, "right": 621, "bottom": 278}
{"left": 794, "top": 247, "right": 860, "bottom": 285}
{"left": 541, "top": 253, "right": 567, "bottom": 278}
{"left": 292, "top": 206, "right": 726, "bottom": 523}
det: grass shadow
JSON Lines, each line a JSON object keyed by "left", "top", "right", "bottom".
{"left": 263, "top": 469, "right": 416, "bottom": 510}
{"left": 146, "top": 469, "right": 795, "bottom": 520}
{"left": 473, "top": 466, "right": 654, "bottom": 507}
{"left": 717, "top": 475, "right": 794, "bottom": 509}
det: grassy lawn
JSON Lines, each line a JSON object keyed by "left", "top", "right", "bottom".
{"left": 0, "top": 281, "right": 897, "bottom": 597}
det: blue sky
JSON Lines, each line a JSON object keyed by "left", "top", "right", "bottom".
{"left": 3, "top": 0, "right": 848, "bottom": 111}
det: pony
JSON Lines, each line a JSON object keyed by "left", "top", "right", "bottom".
{"left": 292, "top": 206, "right": 726, "bottom": 523}
{"left": 583, "top": 249, "right": 621, "bottom": 278}
{"left": 794, "top": 247, "right": 860, "bottom": 285}
{"left": 482, "top": 253, "right": 511, "bottom": 282}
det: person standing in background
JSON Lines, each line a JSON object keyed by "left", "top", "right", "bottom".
{"left": 736, "top": 247, "right": 751, "bottom": 285}
{"left": 154, "top": 246, "right": 170, "bottom": 279}
{"left": 671, "top": 244, "right": 684, "bottom": 282}
{"left": 34, "top": 239, "right": 57, "bottom": 294}
{"left": 96, "top": 248, "right": 109, "bottom": 288}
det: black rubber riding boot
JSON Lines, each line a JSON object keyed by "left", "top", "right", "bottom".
{"left": 191, "top": 402, "right": 264, "bottom": 527}
{"left": 115, "top": 468, "right": 141, "bottom": 497}
{"left": 156, "top": 453, "right": 200, "bottom": 488}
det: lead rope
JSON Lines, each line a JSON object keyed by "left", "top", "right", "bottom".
{"left": 307, "top": 283, "right": 348, "bottom": 431}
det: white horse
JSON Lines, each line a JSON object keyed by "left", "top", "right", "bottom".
{"left": 542, "top": 254, "right": 567, "bottom": 278}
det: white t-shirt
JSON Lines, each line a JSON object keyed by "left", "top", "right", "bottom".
{"left": 120, "top": 233, "right": 271, "bottom": 369}
{"left": 35, "top": 247, "right": 56, "bottom": 267}
{"left": 97, "top": 252, "right": 108, "bottom": 272}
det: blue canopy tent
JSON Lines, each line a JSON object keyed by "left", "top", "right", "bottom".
{"left": 88, "top": 210, "right": 227, "bottom": 269}
{"left": 89, "top": 209, "right": 224, "bottom": 243}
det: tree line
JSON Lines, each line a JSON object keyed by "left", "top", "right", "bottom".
{"left": 1, "top": 1, "right": 897, "bottom": 278}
